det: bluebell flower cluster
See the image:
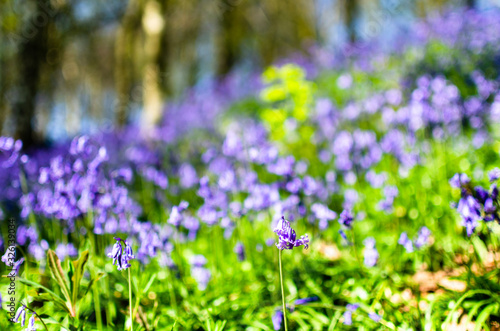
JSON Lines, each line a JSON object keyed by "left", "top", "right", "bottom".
{"left": 398, "top": 226, "right": 432, "bottom": 252}
{"left": 12, "top": 305, "right": 37, "bottom": 330}
{"left": 108, "top": 237, "right": 135, "bottom": 271}
{"left": 450, "top": 172, "right": 499, "bottom": 236}
{"left": 190, "top": 255, "right": 211, "bottom": 291}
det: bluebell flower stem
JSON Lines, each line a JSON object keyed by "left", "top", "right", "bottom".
{"left": 128, "top": 267, "right": 133, "bottom": 331}
{"left": 88, "top": 221, "right": 103, "bottom": 331}
{"left": 279, "top": 249, "right": 288, "bottom": 331}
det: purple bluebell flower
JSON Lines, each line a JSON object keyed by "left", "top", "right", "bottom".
{"left": 121, "top": 241, "right": 135, "bottom": 269}
{"left": 266, "top": 238, "right": 275, "bottom": 247}
{"left": 338, "top": 210, "right": 354, "bottom": 229}
{"left": 55, "top": 243, "right": 78, "bottom": 261}
{"left": 179, "top": 163, "right": 198, "bottom": 188}
{"left": 489, "top": 168, "right": 500, "bottom": 182}
{"left": 190, "top": 255, "right": 211, "bottom": 290}
{"left": 1, "top": 246, "right": 14, "bottom": 264}
{"left": 12, "top": 305, "right": 26, "bottom": 326}
{"left": 273, "top": 216, "right": 309, "bottom": 250}
{"left": 294, "top": 296, "right": 319, "bottom": 305}
{"left": 398, "top": 232, "right": 414, "bottom": 253}
{"left": 369, "top": 312, "right": 382, "bottom": 323}
{"left": 475, "top": 186, "right": 489, "bottom": 203}
{"left": 414, "top": 226, "right": 431, "bottom": 248}
{"left": 168, "top": 201, "right": 189, "bottom": 227}
{"left": 449, "top": 173, "right": 470, "bottom": 189}
{"left": 234, "top": 242, "right": 245, "bottom": 261}
{"left": 108, "top": 237, "right": 134, "bottom": 271}
{"left": 363, "top": 238, "right": 378, "bottom": 267}
{"left": 27, "top": 313, "right": 37, "bottom": 331}
{"left": 11, "top": 258, "right": 24, "bottom": 275}
{"left": 108, "top": 238, "right": 123, "bottom": 269}
{"left": 343, "top": 303, "right": 359, "bottom": 325}
{"left": 272, "top": 310, "right": 283, "bottom": 330}
{"left": 267, "top": 156, "right": 295, "bottom": 176}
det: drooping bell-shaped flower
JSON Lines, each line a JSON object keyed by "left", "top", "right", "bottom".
{"left": 273, "top": 216, "right": 309, "bottom": 250}
{"left": 13, "top": 305, "right": 26, "bottom": 325}
{"left": 120, "top": 241, "right": 135, "bottom": 270}
{"left": 26, "top": 312, "right": 37, "bottom": 331}
{"left": 107, "top": 237, "right": 123, "bottom": 270}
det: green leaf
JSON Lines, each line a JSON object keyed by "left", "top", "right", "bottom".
{"left": 47, "top": 249, "right": 73, "bottom": 315}
{"left": 70, "top": 250, "right": 89, "bottom": 306}
{"left": 18, "top": 277, "right": 72, "bottom": 316}
{"left": 474, "top": 303, "right": 498, "bottom": 331}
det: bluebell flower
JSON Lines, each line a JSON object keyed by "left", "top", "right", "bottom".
{"left": 108, "top": 238, "right": 123, "bottom": 270}
{"left": 338, "top": 210, "right": 354, "bottom": 229}
{"left": 311, "top": 203, "right": 337, "bottom": 230}
{"left": 489, "top": 168, "right": 500, "bottom": 182}
{"left": 343, "top": 303, "right": 359, "bottom": 325}
{"left": 363, "top": 238, "right": 378, "bottom": 267}
{"left": 12, "top": 258, "right": 25, "bottom": 275}
{"left": 27, "top": 313, "right": 37, "bottom": 331}
{"left": 272, "top": 310, "right": 283, "bottom": 330}
{"left": 398, "top": 232, "right": 414, "bottom": 252}
{"left": 12, "top": 305, "right": 26, "bottom": 326}
{"left": 108, "top": 237, "right": 134, "bottom": 271}
{"left": 294, "top": 296, "right": 319, "bottom": 305}
{"left": 449, "top": 173, "right": 470, "bottom": 189}
{"left": 414, "top": 227, "right": 431, "bottom": 248}
{"left": 369, "top": 312, "right": 382, "bottom": 323}
{"left": 234, "top": 242, "right": 245, "bottom": 261}
{"left": 190, "top": 255, "right": 211, "bottom": 290}
{"left": 273, "top": 216, "right": 309, "bottom": 250}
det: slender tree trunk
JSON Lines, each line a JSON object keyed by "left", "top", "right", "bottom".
{"left": 115, "top": 0, "right": 142, "bottom": 127}
{"left": 344, "top": 0, "right": 358, "bottom": 43}
{"left": 13, "top": 0, "right": 52, "bottom": 147}
{"left": 217, "top": 1, "right": 244, "bottom": 76}
{"left": 141, "top": 0, "right": 165, "bottom": 131}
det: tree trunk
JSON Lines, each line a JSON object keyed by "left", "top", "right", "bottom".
{"left": 217, "top": 1, "right": 244, "bottom": 76}
{"left": 141, "top": 0, "right": 165, "bottom": 131}
{"left": 344, "top": 0, "right": 358, "bottom": 43}
{"left": 13, "top": 0, "right": 52, "bottom": 147}
{"left": 114, "top": 0, "right": 142, "bottom": 127}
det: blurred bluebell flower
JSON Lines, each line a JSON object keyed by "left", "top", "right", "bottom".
{"left": 369, "top": 312, "right": 381, "bottom": 323}
{"left": 363, "top": 238, "right": 378, "bottom": 267}
{"left": 234, "top": 242, "right": 245, "bottom": 261}
{"left": 398, "top": 232, "right": 414, "bottom": 253}
{"left": 272, "top": 310, "right": 283, "bottom": 331}
{"left": 338, "top": 210, "right": 354, "bottom": 229}
{"left": 343, "top": 303, "right": 359, "bottom": 325}
{"left": 449, "top": 173, "right": 470, "bottom": 189}
{"left": 311, "top": 203, "right": 337, "bottom": 230}
{"left": 489, "top": 168, "right": 500, "bottom": 182}
{"left": 414, "top": 226, "right": 431, "bottom": 248}
{"left": 190, "top": 255, "right": 211, "bottom": 290}
{"left": 294, "top": 296, "right": 319, "bottom": 305}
